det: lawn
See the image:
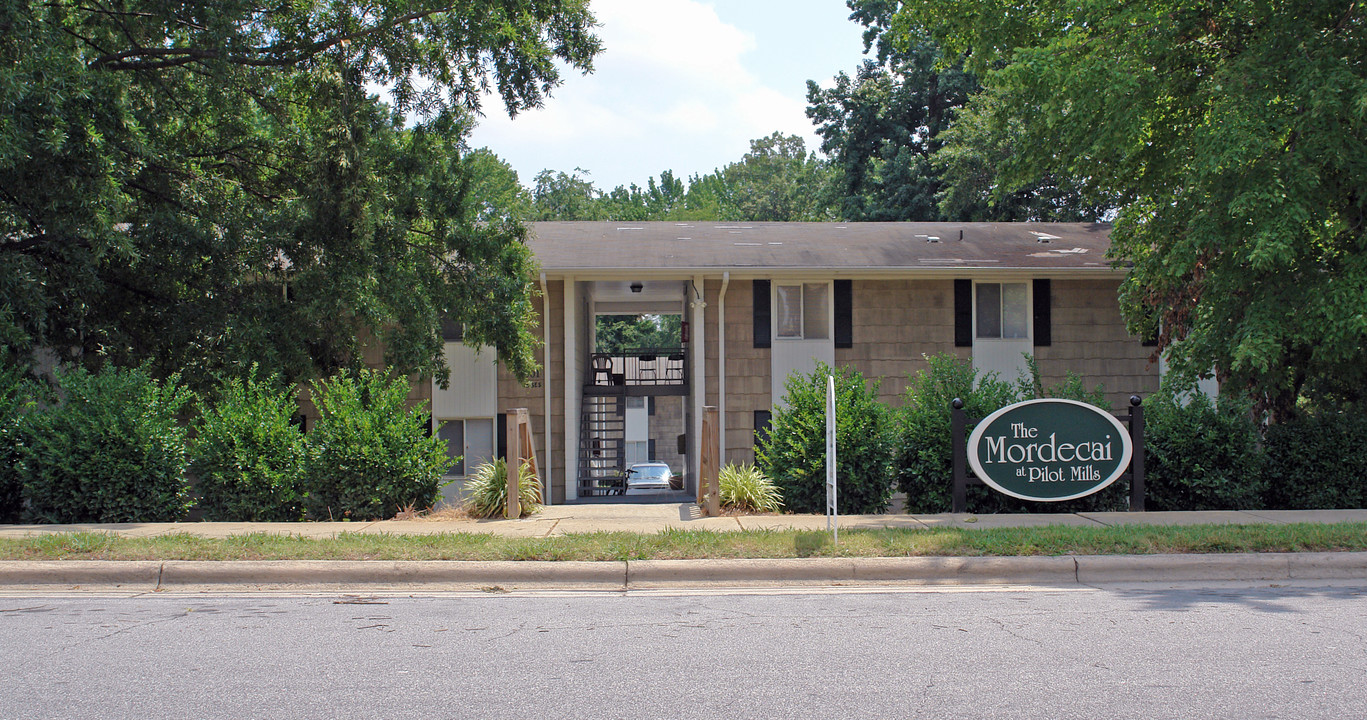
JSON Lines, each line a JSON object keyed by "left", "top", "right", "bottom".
{"left": 2, "top": 522, "right": 1365, "bottom": 562}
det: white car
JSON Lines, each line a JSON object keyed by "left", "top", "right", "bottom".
{"left": 625, "top": 463, "right": 674, "bottom": 490}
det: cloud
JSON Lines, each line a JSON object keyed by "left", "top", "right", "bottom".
{"left": 467, "top": 0, "right": 826, "bottom": 190}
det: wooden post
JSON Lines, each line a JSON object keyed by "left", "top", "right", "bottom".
{"left": 517, "top": 408, "right": 542, "bottom": 502}
{"left": 700, "top": 406, "right": 720, "bottom": 517}
{"left": 506, "top": 407, "right": 523, "bottom": 519}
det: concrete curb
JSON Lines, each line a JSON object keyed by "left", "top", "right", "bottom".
{"left": 157, "top": 560, "right": 627, "bottom": 590}
{"left": 1074, "top": 552, "right": 1367, "bottom": 584}
{"left": 0, "top": 561, "right": 162, "bottom": 588}
{"left": 1, "top": 553, "right": 1363, "bottom": 591}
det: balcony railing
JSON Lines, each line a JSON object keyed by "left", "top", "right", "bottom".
{"left": 588, "top": 348, "right": 687, "bottom": 387}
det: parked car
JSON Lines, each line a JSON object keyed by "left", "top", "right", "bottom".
{"left": 626, "top": 463, "right": 674, "bottom": 490}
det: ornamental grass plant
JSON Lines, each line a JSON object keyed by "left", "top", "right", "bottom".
{"left": 718, "top": 462, "right": 783, "bottom": 513}
{"left": 463, "top": 458, "right": 542, "bottom": 519}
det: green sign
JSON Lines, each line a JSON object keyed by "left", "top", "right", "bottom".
{"left": 967, "top": 399, "right": 1133, "bottom": 502}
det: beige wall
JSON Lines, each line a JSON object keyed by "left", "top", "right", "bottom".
{"left": 476, "top": 273, "right": 1154, "bottom": 499}
{"left": 497, "top": 280, "right": 565, "bottom": 504}
{"left": 712, "top": 279, "right": 771, "bottom": 466}
{"left": 834, "top": 278, "right": 964, "bottom": 407}
{"left": 1034, "top": 278, "right": 1159, "bottom": 408}
{"left": 650, "top": 395, "right": 687, "bottom": 474}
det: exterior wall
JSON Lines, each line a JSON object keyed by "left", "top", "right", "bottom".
{"left": 834, "top": 279, "right": 963, "bottom": 408}
{"left": 650, "top": 395, "right": 687, "bottom": 474}
{"left": 1034, "top": 278, "right": 1160, "bottom": 407}
{"left": 715, "top": 279, "right": 772, "bottom": 466}
{"left": 498, "top": 280, "right": 565, "bottom": 504}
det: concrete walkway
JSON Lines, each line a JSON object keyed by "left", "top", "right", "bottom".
{"left": 1, "top": 505, "right": 1365, "bottom": 540}
{"left": 2, "top": 506, "right": 1365, "bottom": 591}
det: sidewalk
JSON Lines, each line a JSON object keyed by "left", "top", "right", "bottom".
{"left": 1, "top": 504, "right": 1366, "bottom": 539}
{"left": 2, "top": 505, "right": 1365, "bottom": 591}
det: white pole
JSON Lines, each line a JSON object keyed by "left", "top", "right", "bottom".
{"left": 826, "top": 374, "right": 837, "bottom": 543}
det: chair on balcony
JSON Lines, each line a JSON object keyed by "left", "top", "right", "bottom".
{"left": 665, "top": 352, "right": 685, "bottom": 382}
{"left": 637, "top": 353, "right": 658, "bottom": 384}
{"left": 591, "top": 355, "right": 612, "bottom": 386}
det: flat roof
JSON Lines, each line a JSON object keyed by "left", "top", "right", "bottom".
{"left": 527, "top": 221, "right": 1117, "bottom": 275}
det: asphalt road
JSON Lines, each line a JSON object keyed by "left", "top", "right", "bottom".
{"left": 2, "top": 582, "right": 1365, "bottom": 719}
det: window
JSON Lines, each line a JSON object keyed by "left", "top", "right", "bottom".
{"left": 625, "top": 440, "right": 649, "bottom": 466}
{"left": 976, "top": 282, "right": 1028, "bottom": 339}
{"left": 775, "top": 283, "right": 829, "bottom": 339}
{"left": 440, "top": 318, "right": 464, "bottom": 342}
{"left": 436, "top": 418, "right": 494, "bottom": 476}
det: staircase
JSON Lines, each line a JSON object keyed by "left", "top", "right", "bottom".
{"left": 577, "top": 390, "right": 627, "bottom": 496}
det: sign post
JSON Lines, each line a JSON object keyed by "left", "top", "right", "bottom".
{"left": 826, "top": 374, "right": 837, "bottom": 543}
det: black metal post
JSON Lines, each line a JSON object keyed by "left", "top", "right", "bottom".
{"left": 951, "top": 398, "right": 967, "bottom": 513}
{"left": 1128, "top": 395, "right": 1146, "bottom": 512}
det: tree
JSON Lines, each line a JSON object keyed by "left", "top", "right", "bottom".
{"left": 529, "top": 133, "right": 833, "bottom": 223}
{"left": 595, "top": 314, "right": 682, "bottom": 354}
{"left": 806, "top": 29, "right": 976, "bottom": 220}
{"left": 932, "top": 97, "right": 1115, "bottom": 222}
{"left": 465, "top": 149, "right": 533, "bottom": 224}
{"left": 598, "top": 171, "right": 688, "bottom": 221}
{"left": 0, "top": 1, "right": 600, "bottom": 388}
{"left": 715, "top": 132, "right": 836, "bottom": 221}
{"left": 808, "top": 0, "right": 1108, "bottom": 222}
{"left": 529, "top": 168, "right": 606, "bottom": 220}
{"left": 892, "top": 0, "right": 1367, "bottom": 420}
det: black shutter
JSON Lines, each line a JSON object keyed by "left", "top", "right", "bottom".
{"left": 834, "top": 279, "right": 853, "bottom": 349}
{"left": 754, "top": 410, "right": 772, "bottom": 449}
{"left": 648, "top": 396, "right": 656, "bottom": 416}
{"left": 753, "top": 279, "right": 771, "bottom": 349}
{"left": 954, "top": 279, "right": 973, "bottom": 347}
{"left": 648, "top": 439, "right": 657, "bottom": 463}
{"left": 1033, "top": 279, "right": 1052, "bottom": 347}
{"left": 496, "top": 412, "right": 507, "bottom": 459}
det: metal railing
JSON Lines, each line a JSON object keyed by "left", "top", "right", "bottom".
{"left": 588, "top": 348, "right": 687, "bottom": 387}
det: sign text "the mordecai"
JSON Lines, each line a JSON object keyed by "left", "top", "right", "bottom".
{"left": 968, "top": 399, "right": 1133, "bottom": 502}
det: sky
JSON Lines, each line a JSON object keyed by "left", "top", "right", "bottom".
{"left": 466, "top": 0, "right": 871, "bottom": 192}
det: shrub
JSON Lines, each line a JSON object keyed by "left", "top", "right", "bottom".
{"left": 757, "top": 362, "right": 893, "bottom": 514}
{"left": 895, "top": 354, "right": 1019, "bottom": 513}
{"left": 718, "top": 462, "right": 783, "bottom": 513}
{"left": 191, "top": 367, "right": 307, "bottom": 521}
{"left": 1263, "top": 412, "right": 1367, "bottom": 509}
{"left": 0, "top": 365, "right": 29, "bottom": 522}
{"left": 19, "top": 365, "right": 194, "bottom": 523}
{"left": 303, "top": 369, "right": 452, "bottom": 521}
{"left": 896, "top": 353, "right": 1127, "bottom": 513}
{"left": 463, "top": 458, "right": 542, "bottom": 519}
{"left": 1142, "top": 384, "right": 1265, "bottom": 511}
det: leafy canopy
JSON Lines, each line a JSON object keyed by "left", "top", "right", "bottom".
{"left": 1, "top": 1, "right": 600, "bottom": 388}
{"left": 527, "top": 133, "right": 837, "bottom": 222}
{"left": 805, "top": 0, "right": 1110, "bottom": 222}
{"left": 889, "top": 0, "right": 1367, "bottom": 420}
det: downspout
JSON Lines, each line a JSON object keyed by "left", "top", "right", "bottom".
{"left": 540, "top": 272, "right": 553, "bottom": 506}
{"left": 689, "top": 276, "right": 706, "bottom": 495}
{"left": 717, "top": 272, "right": 729, "bottom": 469}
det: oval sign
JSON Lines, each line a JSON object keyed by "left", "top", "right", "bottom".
{"left": 967, "top": 399, "right": 1133, "bottom": 502}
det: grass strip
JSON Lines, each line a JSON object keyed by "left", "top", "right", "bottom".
{"left": 0, "top": 522, "right": 1364, "bottom": 562}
